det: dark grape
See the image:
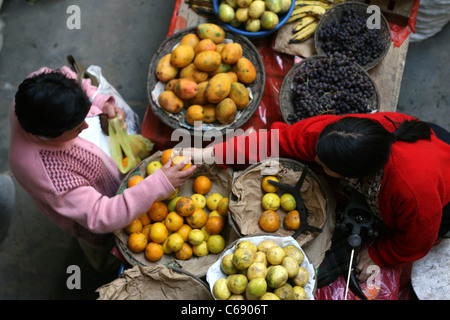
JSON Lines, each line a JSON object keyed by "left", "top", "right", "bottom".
{"left": 318, "top": 7, "right": 385, "bottom": 67}
{"left": 287, "top": 53, "right": 375, "bottom": 123}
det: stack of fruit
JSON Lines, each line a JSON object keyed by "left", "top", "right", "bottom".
{"left": 217, "top": 0, "right": 293, "bottom": 32}
{"left": 287, "top": 0, "right": 346, "bottom": 43}
{"left": 259, "top": 176, "right": 301, "bottom": 233}
{"left": 123, "top": 149, "right": 229, "bottom": 262}
{"left": 211, "top": 239, "right": 311, "bottom": 300}
{"left": 155, "top": 23, "right": 257, "bottom": 126}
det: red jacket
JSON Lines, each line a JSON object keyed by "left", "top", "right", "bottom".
{"left": 214, "top": 112, "right": 450, "bottom": 266}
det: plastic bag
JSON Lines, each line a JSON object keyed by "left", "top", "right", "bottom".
{"left": 87, "top": 65, "right": 141, "bottom": 135}
{"left": 109, "top": 116, "right": 154, "bottom": 174}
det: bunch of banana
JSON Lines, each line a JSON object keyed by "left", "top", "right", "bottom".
{"left": 185, "top": 0, "right": 214, "bottom": 17}
{"left": 288, "top": 0, "right": 346, "bottom": 44}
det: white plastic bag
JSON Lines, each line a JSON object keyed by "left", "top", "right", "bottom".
{"left": 87, "top": 65, "right": 141, "bottom": 134}
{"left": 410, "top": 0, "right": 450, "bottom": 42}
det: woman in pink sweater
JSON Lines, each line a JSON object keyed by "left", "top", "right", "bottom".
{"left": 9, "top": 67, "right": 195, "bottom": 271}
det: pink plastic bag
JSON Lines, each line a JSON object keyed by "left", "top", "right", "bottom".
{"left": 315, "top": 263, "right": 412, "bottom": 300}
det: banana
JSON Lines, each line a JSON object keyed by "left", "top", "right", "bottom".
{"left": 295, "top": 0, "right": 333, "bottom": 7}
{"left": 292, "top": 16, "right": 318, "bottom": 33}
{"left": 191, "top": 4, "right": 215, "bottom": 16}
{"left": 290, "top": 5, "right": 328, "bottom": 18}
{"left": 185, "top": 0, "right": 213, "bottom": 6}
{"left": 287, "top": 12, "right": 309, "bottom": 23}
{"left": 289, "top": 21, "right": 318, "bottom": 43}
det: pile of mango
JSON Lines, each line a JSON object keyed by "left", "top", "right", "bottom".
{"left": 155, "top": 23, "right": 257, "bottom": 126}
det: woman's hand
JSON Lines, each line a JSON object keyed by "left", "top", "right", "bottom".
{"left": 180, "top": 147, "right": 215, "bottom": 165}
{"left": 160, "top": 157, "right": 197, "bottom": 189}
{"left": 355, "top": 248, "right": 379, "bottom": 283}
{"left": 103, "top": 101, "right": 126, "bottom": 120}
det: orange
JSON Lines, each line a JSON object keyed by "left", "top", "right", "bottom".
{"left": 142, "top": 224, "right": 152, "bottom": 240}
{"left": 128, "top": 232, "right": 148, "bottom": 253}
{"left": 205, "top": 216, "right": 225, "bottom": 235}
{"left": 139, "top": 211, "right": 151, "bottom": 226}
{"left": 206, "top": 193, "right": 224, "bottom": 211}
{"left": 177, "top": 224, "right": 192, "bottom": 242}
{"left": 185, "top": 105, "right": 205, "bottom": 126}
{"left": 171, "top": 155, "right": 192, "bottom": 170}
{"left": 122, "top": 157, "right": 129, "bottom": 168}
{"left": 193, "top": 176, "right": 212, "bottom": 195}
{"left": 148, "top": 201, "right": 169, "bottom": 222}
{"left": 124, "top": 219, "right": 143, "bottom": 234}
{"left": 160, "top": 149, "right": 174, "bottom": 165}
{"left": 217, "top": 197, "right": 229, "bottom": 217}
{"left": 165, "top": 211, "right": 184, "bottom": 232}
{"left": 261, "top": 176, "right": 279, "bottom": 193}
{"left": 127, "top": 175, "right": 144, "bottom": 188}
{"left": 175, "top": 242, "right": 193, "bottom": 260}
{"left": 186, "top": 207, "right": 208, "bottom": 229}
{"left": 175, "top": 197, "right": 196, "bottom": 217}
{"left": 284, "top": 210, "right": 300, "bottom": 231}
{"left": 149, "top": 222, "right": 169, "bottom": 244}
{"left": 166, "top": 232, "right": 185, "bottom": 252}
{"left": 259, "top": 210, "right": 281, "bottom": 232}
{"left": 145, "top": 242, "right": 164, "bottom": 262}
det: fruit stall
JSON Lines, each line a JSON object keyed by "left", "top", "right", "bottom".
{"left": 99, "top": 0, "right": 422, "bottom": 301}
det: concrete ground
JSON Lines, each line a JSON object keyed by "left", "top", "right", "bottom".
{"left": 0, "top": 0, "right": 448, "bottom": 300}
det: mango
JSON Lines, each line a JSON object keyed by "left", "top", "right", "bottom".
{"left": 229, "top": 82, "right": 250, "bottom": 110}
{"left": 165, "top": 79, "right": 179, "bottom": 91}
{"left": 179, "top": 33, "right": 200, "bottom": 48}
{"left": 179, "top": 63, "right": 209, "bottom": 83}
{"left": 173, "top": 79, "right": 199, "bottom": 100}
{"left": 216, "top": 98, "right": 237, "bottom": 125}
{"left": 205, "top": 73, "right": 232, "bottom": 104}
{"left": 171, "top": 45, "right": 195, "bottom": 68}
{"left": 221, "top": 43, "right": 243, "bottom": 65}
{"left": 226, "top": 71, "right": 239, "bottom": 83}
{"left": 215, "top": 43, "right": 226, "bottom": 55}
{"left": 235, "top": 57, "right": 256, "bottom": 84}
{"left": 185, "top": 105, "right": 205, "bottom": 126}
{"left": 203, "top": 104, "right": 216, "bottom": 123}
{"left": 190, "top": 81, "right": 209, "bottom": 105}
{"left": 196, "top": 23, "right": 225, "bottom": 44}
{"left": 194, "top": 51, "right": 222, "bottom": 73}
{"left": 158, "top": 91, "right": 184, "bottom": 114}
{"left": 208, "top": 63, "right": 231, "bottom": 77}
{"left": 155, "top": 53, "right": 179, "bottom": 82}
{"left": 194, "top": 39, "right": 217, "bottom": 55}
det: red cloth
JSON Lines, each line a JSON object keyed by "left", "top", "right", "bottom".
{"left": 214, "top": 112, "right": 450, "bottom": 267}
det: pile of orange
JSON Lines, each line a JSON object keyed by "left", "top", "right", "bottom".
{"left": 123, "top": 149, "right": 229, "bottom": 262}
{"left": 259, "top": 176, "right": 301, "bottom": 233}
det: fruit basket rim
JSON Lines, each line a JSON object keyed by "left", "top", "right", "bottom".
{"left": 278, "top": 54, "right": 381, "bottom": 124}
{"left": 314, "top": 1, "right": 392, "bottom": 71}
{"left": 147, "top": 26, "right": 266, "bottom": 135}
{"left": 212, "top": 0, "right": 296, "bottom": 39}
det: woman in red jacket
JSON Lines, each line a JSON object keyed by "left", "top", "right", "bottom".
{"left": 211, "top": 112, "right": 450, "bottom": 282}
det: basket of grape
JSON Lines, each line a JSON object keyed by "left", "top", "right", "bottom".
{"left": 278, "top": 53, "right": 380, "bottom": 124}
{"left": 314, "top": 1, "right": 391, "bottom": 71}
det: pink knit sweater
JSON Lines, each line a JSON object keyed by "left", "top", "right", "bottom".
{"left": 9, "top": 67, "right": 175, "bottom": 248}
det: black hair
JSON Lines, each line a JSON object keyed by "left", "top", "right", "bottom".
{"left": 14, "top": 70, "right": 91, "bottom": 138}
{"left": 316, "top": 116, "right": 432, "bottom": 178}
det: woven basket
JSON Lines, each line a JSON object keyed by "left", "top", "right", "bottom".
{"left": 278, "top": 55, "right": 380, "bottom": 125}
{"left": 147, "top": 27, "right": 266, "bottom": 136}
{"left": 314, "top": 1, "right": 391, "bottom": 71}
{"left": 228, "top": 158, "right": 331, "bottom": 247}
{"left": 113, "top": 151, "right": 238, "bottom": 278}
